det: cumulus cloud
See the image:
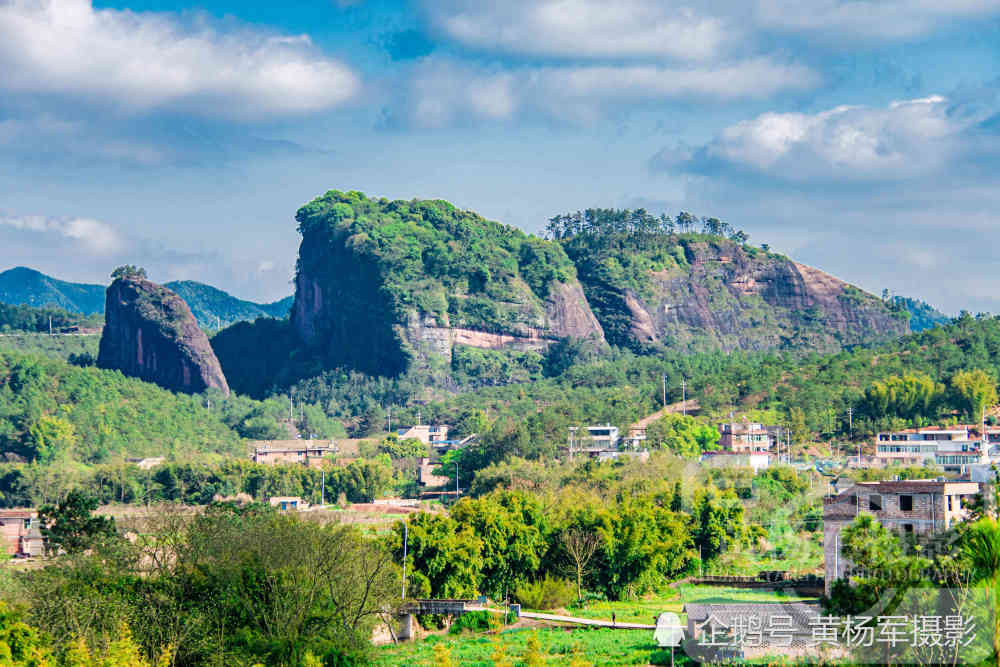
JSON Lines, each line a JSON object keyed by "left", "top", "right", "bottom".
{"left": 0, "top": 214, "right": 125, "bottom": 254}
{"left": 421, "top": 0, "right": 1000, "bottom": 60}
{"left": 0, "top": 0, "right": 360, "bottom": 119}
{"left": 397, "top": 56, "right": 818, "bottom": 127}
{"left": 421, "top": 0, "right": 732, "bottom": 61}
{"left": 655, "top": 95, "right": 983, "bottom": 182}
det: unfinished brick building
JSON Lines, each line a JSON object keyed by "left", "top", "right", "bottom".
{"left": 823, "top": 480, "right": 980, "bottom": 594}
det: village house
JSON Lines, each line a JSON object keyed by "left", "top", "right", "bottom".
{"left": 250, "top": 440, "right": 337, "bottom": 468}
{"left": 0, "top": 509, "right": 44, "bottom": 557}
{"left": 396, "top": 424, "right": 450, "bottom": 446}
{"left": 701, "top": 450, "right": 771, "bottom": 473}
{"left": 873, "top": 426, "right": 993, "bottom": 472}
{"left": 719, "top": 421, "right": 775, "bottom": 453}
{"left": 268, "top": 496, "right": 308, "bottom": 511}
{"left": 823, "top": 479, "right": 980, "bottom": 594}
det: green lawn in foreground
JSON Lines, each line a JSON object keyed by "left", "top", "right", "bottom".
{"left": 373, "top": 627, "right": 693, "bottom": 666}
{"left": 376, "top": 585, "right": 819, "bottom": 665}
{"left": 545, "top": 584, "right": 817, "bottom": 625}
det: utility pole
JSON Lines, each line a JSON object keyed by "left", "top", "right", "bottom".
{"left": 387, "top": 407, "right": 391, "bottom": 434}
{"left": 48, "top": 316, "right": 52, "bottom": 336}
{"left": 456, "top": 459, "right": 459, "bottom": 496}
{"left": 662, "top": 374, "right": 666, "bottom": 409}
{"left": 681, "top": 379, "right": 687, "bottom": 415}
{"left": 321, "top": 470, "right": 325, "bottom": 506}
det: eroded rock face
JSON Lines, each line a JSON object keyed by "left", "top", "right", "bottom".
{"left": 98, "top": 277, "right": 230, "bottom": 395}
{"left": 571, "top": 239, "right": 909, "bottom": 352}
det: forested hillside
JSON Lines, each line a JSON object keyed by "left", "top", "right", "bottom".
{"left": 0, "top": 267, "right": 292, "bottom": 330}
{"left": 549, "top": 208, "right": 910, "bottom": 352}
{"left": 0, "top": 267, "right": 105, "bottom": 314}
{"left": 0, "top": 302, "right": 103, "bottom": 333}
{"left": 165, "top": 280, "right": 292, "bottom": 329}
{"left": 289, "top": 190, "right": 604, "bottom": 379}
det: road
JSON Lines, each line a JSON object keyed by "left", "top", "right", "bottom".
{"left": 468, "top": 606, "right": 656, "bottom": 630}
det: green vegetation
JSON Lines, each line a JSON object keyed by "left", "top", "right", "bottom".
{"left": 0, "top": 332, "right": 99, "bottom": 363}
{"left": 0, "top": 302, "right": 102, "bottom": 333}
{"left": 0, "top": 456, "right": 394, "bottom": 508}
{"left": 3, "top": 500, "right": 399, "bottom": 666}
{"left": 891, "top": 294, "right": 950, "bottom": 332}
{"left": 374, "top": 627, "right": 687, "bottom": 667}
{"left": 0, "top": 348, "right": 243, "bottom": 464}
{"left": 297, "top": 190, "right": 577, "bottom": 333}
{"left": 166, "top": 279, "right": 291, "bottom": 330}
{"left": 0, "top": 266, "right": 105, "bottom": 314}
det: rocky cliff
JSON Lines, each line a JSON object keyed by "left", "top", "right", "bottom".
{"left": 563, "top": 234, "right": 909, "bottom": 352}
{"left": 98, "top": 276, "right": 230, "bottom": 395}
{"left": 290, "top": 191, "right": 605, "bottom": 377}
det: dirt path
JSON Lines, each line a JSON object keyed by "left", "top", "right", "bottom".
{"left": 630, "top": 399, "right": 701, "bottom": 430}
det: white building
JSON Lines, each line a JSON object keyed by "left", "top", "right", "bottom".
{"left": 874, "top": 426, "right": 989, "bottom": 472}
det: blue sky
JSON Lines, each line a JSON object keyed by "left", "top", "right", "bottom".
{"left": 1, "top": 1, "right": 999, "bottom": 313}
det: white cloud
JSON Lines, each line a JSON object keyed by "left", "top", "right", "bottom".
{"left": 422, "top": 0, "right": 732, "bottom": 61}
{"left": 0, "top": 214, "right": 124, "bottom": 254}
{"left": 400, "top": 57, "right": 818, "bottom": 127}
{"left": 753, "top": 0, "right": 1000, "bottom": 41}
{"left": 422, "top": 0, "right": 1000, "bottom": 60}
{"left": 0, "top": 0, "right": 360, "bottom": 119}
{"left": 667, "top": 95, "right": 974, "bottom": 181}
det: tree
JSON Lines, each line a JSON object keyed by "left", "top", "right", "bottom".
{"left": 644, "top": 414, "right": 719, "bottom": 458}
{"left": 561, "top": 528, "right": 600, "bottom": 602}
{"left": 450, "top": 491, "right": 549, "bottom": 599}
{"left": 395, "top": 513, "right": 483, "bottom": 599}
{"left": 961, "top": 518, "right": 1000, "bottom": 661}
{"left": 110, "top": 266, "right": 147, "bottom": 281}
{"left": 38, "top": 490, "right": 116, "bottom": 554}
{"left": 951, "top": 369, "right": 998, "bottom": 421}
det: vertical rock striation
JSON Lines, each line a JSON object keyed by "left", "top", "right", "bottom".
{"left": 98, "top": 276, "right": 230, "bottom": 395}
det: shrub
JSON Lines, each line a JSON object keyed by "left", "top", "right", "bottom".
{"left": 448, "top": 611, "right": 494, "bottom": 635}
{"left": 514, "top": 575, "right": 575, "bottom": 610}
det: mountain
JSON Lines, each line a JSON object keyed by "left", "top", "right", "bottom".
{"left": 551, "top": 210, "right": 910, "bottom": 352}
{"left": 165, "top": 280, "right": 292, "bottom": 330}
{"left": 289, "top": 190, "right": 605, "bottom": 378}
{"left": 892, "top": 295, "right": 950, "bottom": 332}
{"left": 98, "top": 274, "right": 230, "bottom": 396}
{"left": 0, "top": 267, "right": 292, "bottom": 330}
{"left": 0, "top": 266, "right": 105, "bottom": 314}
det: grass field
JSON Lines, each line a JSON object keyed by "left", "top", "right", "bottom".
{"left": 373, "top": 626, "right": 692, "bottom": 666}
{"left": 375, "top": 585, "right": 816, "bottom": 666}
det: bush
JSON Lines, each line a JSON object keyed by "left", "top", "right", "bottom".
{"left": 514, "top": 575, "right": 575, "bottom": 610}
{"left": 448, "top": 611, "right": 494, "bottom": 635}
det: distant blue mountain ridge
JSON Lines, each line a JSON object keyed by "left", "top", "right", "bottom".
{"left": 0, "top": 267, "right": 292, "bottom": 330}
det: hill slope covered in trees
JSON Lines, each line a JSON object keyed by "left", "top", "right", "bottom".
{"left": 548, "top": 209, "right": 910, "bottom": 352}
{"left": 0, "top": 267, "right": 105, "bottom": 314}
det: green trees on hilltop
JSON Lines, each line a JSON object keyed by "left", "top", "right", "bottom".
{"left": 295, "top": 191, "right": 577, "bottom": 334}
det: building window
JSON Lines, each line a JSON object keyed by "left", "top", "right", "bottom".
{"left": 903, "top": 523, "right": 914, "bottom": 534}
{"left": 869, "top": 495, "right": 882, "bottom": 511}
{"left": 900, "top": 495, "right": 913, "bottom": 512}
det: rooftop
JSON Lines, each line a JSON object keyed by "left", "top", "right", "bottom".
{"left": 685, "top": 602, "right": 821, "bottom": 630}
